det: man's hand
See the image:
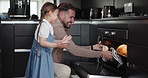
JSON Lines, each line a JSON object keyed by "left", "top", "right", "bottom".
{"left": 93, "top": 44, "right": 109, "bottom": 51}
{"left": 101, "top": 51, "right": 113, "bottom": 60}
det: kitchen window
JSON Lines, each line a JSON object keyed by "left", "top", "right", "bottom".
{"left": 30, "top": 1, "right": 38, "bottom": 16}
{"left": 0, "top": 0, "right": 10, "bottom": 13}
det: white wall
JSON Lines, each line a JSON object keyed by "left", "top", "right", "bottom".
{"left": 0, "top": 0, "right": 10, "bottom": 13}
{"left": 0, "top": 0, "right": 54, "bottom": 18}
{"left": 60, "top": 0, "right": 81, "bottom": 9}
{"left": 31, "top": 0, "right": 54, "bottom": 18}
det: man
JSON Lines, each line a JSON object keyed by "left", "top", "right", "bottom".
{"left": 52, "top": 3, "right": 113, "bottom": 78}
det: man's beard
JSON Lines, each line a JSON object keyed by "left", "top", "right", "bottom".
{"left": 62, "top": 22, "right": 71, "bottom": 29}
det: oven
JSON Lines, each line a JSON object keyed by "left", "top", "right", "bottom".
{"left": 70, "top": 27, "right": 128, "bottom": 78}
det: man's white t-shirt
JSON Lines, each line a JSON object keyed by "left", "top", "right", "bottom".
{"left": 35, "top": 19, "right": 54, "bottom": 42}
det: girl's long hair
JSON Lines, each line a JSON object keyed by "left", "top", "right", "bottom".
{"left": 36, "top": 2, "right": 57, "bottom": 57}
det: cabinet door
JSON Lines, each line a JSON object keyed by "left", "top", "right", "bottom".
{"left": 14, "top": 52, "right": 30, "bottom": 76}
{"left": 0, "top": 22, "right": 2, "bottom": 78}
{"left": 1, "top": 24, "right": 14, "bottom": 78}
{"left": 15, "top": 24, "right": 37, "bottom": 36}
{"left": 126, "top": 67, "right": 148, "bottom": 78}
{"left": 70, "top": 24, "right": 81, "bottom": 45}
{"left": 81, "top": 24, "right": 90, "bottom": 45}
{"left": 70, "top": 24, "right": 81, "bottom": 35}
{"left": 14, "top": 24, "right": 37, "bottom": 77}
{"left": 14, "top": 24, "right": 37, "bottom": 49}
{"left": 128, "top": 24, "right": 148, "bottom": 46}
{"left": 128, "top": 43, "right": 148, "bottom": 72}
{"left": 15, "top": 37, "right": 34, "bottom": 49}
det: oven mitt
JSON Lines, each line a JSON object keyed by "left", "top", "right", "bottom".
{"left": 110, "top": 47, "right": 123, "bottom": 67}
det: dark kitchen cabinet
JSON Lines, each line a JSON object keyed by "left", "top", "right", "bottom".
{"left": 62, "top": 23, "right": 94, "bottom": 65}
{"left": 127, "top": 44, "right": 148, "bottom": 71}
{"left": 14, "top": 52, "right": 30, "bottom": 77}
{"left": 14, "top": 24, "right": 37, "bottom": 77}
{"left": 128, "top": 24, "right": 148, "bottom": 46}
{"left": 1, "top": 24, "right": 14, "bottom": 78}
{"left": 14, "top": 24, "right": 36, "bottom": 49}
{"left": 70, "top": 24, "right": 81, "bottom": 45}
{"left": 0, "top": 19, "right": 2, "bottom": 78}
{"left": 70, "top": 24, "right": 92, "bottom": 46}
{"left": 127, "top": 23, "right": 148, "bottom": 77}
{"left": 1, "top": 21, "right": 91, "bottom": 77}
{"left": 1, "top": 22, "right": 38, "bottom": 77}
{"left": 63, "top": 24, "right": 84, "bottom": 65}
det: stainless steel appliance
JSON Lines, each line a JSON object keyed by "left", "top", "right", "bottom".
{"left": 81, "top": 8, "right": 102, "bottom": 19}
{"left": 9, "top": 0, "right": 30, "bottom": 19}
{"left": 90, "top": 8, "right": 102, "bottom": 19}
{"left": 103, "top": 6, "right": 115, "bottom": 18}
{"left": 71, "top": 27, "right": 128, "bottom": 78}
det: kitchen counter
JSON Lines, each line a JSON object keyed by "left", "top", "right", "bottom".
{"left": 1, "top": 19, "right": 90, "bottom": 24}
{"left": 2, "top": 16, "right": 148, "bottom": 25}
{"left": 91, "top": 16, "right": 148, "bottom": 21}
{"left": 1, "top": 20, "right": 39, "bottom": 24}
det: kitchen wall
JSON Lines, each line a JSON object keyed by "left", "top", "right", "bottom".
{"left": 115, "top": 0, "right": 148, "bottom": 15}
{"left": 81, "top": 0, "right": 148, "bottom": 16}
{"left": 1, "top": 0, "right": 148, "bottom": 19}
{"left": 30, "top": 0, "right": 54, "bottom": 17}
{"left": 81, "top": 0, "right": 113, "bottom": 9}
{"left": 0, "top": 0, "right": 10, "bottom": 13}
{"left": 58, "top": 0, "right": 81, "bottom": 8}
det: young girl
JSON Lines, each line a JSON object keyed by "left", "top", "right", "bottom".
{"left": 25, "top": 2, "right": 71, "bottom": 78}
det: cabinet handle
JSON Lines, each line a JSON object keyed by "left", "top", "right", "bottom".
{"left": 14, "top": 49, "right": 66, "bottom": 52}
{"left": 14, "top": 49, "right": 31, "bottom": 53}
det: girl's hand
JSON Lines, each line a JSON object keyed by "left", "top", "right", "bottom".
{"left": 61, "top": 35, "right": 72, "bottom": 43}
{"left": 57, "top": 35, "right": 72, "bottom": 48}
{"left": 56, "top": 41, "right": 68, "bottom": 48}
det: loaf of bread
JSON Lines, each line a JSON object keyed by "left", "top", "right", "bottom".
{"left": 116, "top": 44, "right": 127, "bottom": 56}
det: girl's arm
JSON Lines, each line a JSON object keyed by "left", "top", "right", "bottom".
{"left": 39, "top": 35, "right": 72, "bottom": 48}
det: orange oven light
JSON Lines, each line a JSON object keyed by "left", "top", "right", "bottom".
{"left": 104, "top": 41, "right": 111, "bottom": 46}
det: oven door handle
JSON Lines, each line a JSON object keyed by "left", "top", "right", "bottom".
{"left": 14, "top": 49, "right": 31, "bottom": 53}
{"left": 87, "top": 74, "right": 121, "bottom": 78}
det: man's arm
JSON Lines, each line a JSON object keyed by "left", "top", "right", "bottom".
{"left": 52, "top": 19, "right": 102, "bottom": 58}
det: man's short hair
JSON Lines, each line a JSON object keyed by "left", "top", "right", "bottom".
{"left": 58, "top": 3, "right": 76, "bottom": 12}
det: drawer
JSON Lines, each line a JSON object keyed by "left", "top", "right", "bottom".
{"left": 72, "top": 37, "right": 80, "bottom": 45}
{"left": 15, "top": 37, "right": 34, "bottom": 49}
{"left": 14, "top": 52, "right": 30, "bottom": 76}
{"left": 15, "top": 24, "right": 37, "bottom": 36}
